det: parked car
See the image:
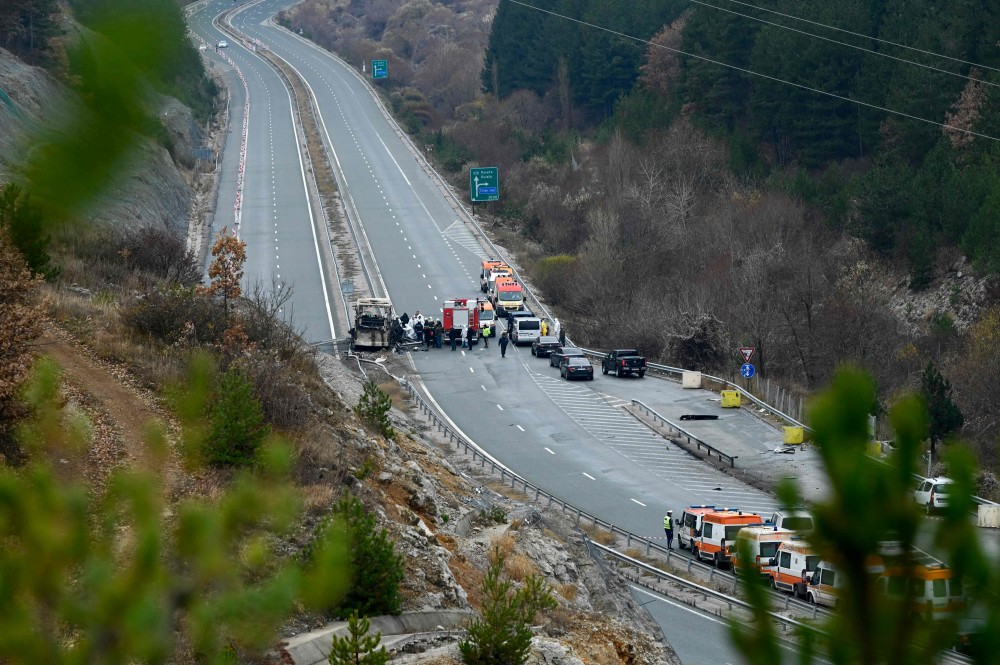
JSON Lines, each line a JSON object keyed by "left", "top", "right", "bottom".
{"left": 914, "top": 477, "right": 953, "bottom": 513}
{"left": 601, "top": 349, "right": 647, "bottom": 377}
{"left": 560, "top": 357, "right": 593, "bottom": 381}
{"left": 549, "top": 346, "right": 585, "bottom": 368}
{"left": 531, "top": 336, "right": 561, "bottom": 357}
{"left": 217, "top": 39, "right": 229, "bottom": 48}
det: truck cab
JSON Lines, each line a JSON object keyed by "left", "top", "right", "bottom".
{"left": 480, "top": 260, "right": 507, "bottom": 293}
{"left": 601, "top": 349, "right": 646, "bottom": 378}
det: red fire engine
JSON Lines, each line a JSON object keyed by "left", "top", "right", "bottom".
{"left": 442, "top": 298, "right": 479, "bottom": 346}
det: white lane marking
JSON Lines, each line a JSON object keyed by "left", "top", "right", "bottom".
{"left": 481, "top": 385, "right": 486, "bottom": 391}
{"left": 544, "top": 447, "right": 555, "bottom": 455}
{"left": 630, "top": 498, "right": 647, "bottom": 507}
{"left": 469, "top": 367, "right": 474, "bottom": 373}
{"left": 582, "top": 472, "right": 595, "bottom": 480}
{"left": 496, "top": 404, "right": 504, "bottom": 411}
{"left": 516, "top": 425, "right": 525, "bottom": 432}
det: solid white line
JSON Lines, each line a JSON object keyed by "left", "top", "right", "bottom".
{"left": 516, "top": 425, "right": 525, "bottom": 432}
{"left": 544, "top": 447, "right": 555, "bottom": 454}
{"left": 630, "top": 498, "right": 647, "bottom": 507}
{"left": 582, "top": 472, "right": 595, "bottom": 480}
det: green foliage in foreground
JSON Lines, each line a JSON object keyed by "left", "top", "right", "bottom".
{"left": 459, "top": 550, "right": 557, "bottom": 665}
{"left": 732, "top": 367, "right": 994, "bottom": 665}
{"left": 0, "top": 357, "right": 349, "bottom": 664}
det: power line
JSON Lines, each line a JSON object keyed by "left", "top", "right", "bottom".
{"left": 503, "top": 0, "right": 999, "bottom": 143}
{"left": 719, "top": 0, "right": 1000, "bottom": 76}
{"left": 689, "top": 0, "right": 999, "bottom": 89}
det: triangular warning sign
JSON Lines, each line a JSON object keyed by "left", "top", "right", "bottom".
{"left": 739, "top": 347, "right": 755, "bottom": 363}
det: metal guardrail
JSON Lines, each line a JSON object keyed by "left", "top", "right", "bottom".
{"left": 631, "top": 399, "right": 737, "bottom": 468}
{"left": 589, "top": 541, "right": 823, "bottom": 625}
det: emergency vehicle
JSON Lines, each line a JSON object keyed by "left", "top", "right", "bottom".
{"left": 880, "top": 562, "right": 965, "bottom": 620}
{"left": 768, "top": 540, "right": 820, "bottom": 598}
{"left": 806, "top": 557, "right": 885, "bottom": 608}
{"left": 492, "top": 277, "right": 524, "bottom": 315}
{"left": 675, "top": 505, "right": 717, "bottom": 550}
{"left": 731, "top": 526, "right": 794, "bottom": 576}
{"left": 484, "top": 264, "right": 513, "bottom": 296}
{"left": 477, "top": 299, "right": 495, "bottom": 335}
{"left": 442, "top": 298, "right": 479, "bottom": 345}
{"left": 480, "top": 259, "right": 507, "bottom": 293}
{"left": 691, "top": 510, "right": 763, "bottom": 568}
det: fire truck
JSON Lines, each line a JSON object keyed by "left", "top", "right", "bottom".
{"left": 442, "top": 298, "right": 479, "bottom": 346}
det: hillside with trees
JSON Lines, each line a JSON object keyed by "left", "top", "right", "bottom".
{"left": 282, "top": 0, "right": 1000, "bottom": 468}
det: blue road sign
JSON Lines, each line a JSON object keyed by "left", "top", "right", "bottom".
{"left": 371, "top": 59, "right": 388, "bottom": 79}
{"left": 470, "top": 167, "right": 499, "bottom": 202}
{"left": 740, "top": 363, "right": 756, "bottom": 379}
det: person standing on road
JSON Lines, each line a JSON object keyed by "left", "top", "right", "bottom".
{"left": 499, "top": 331, "right": 509, "bottom": 358}
{"left": 559, "top": 326, "right": 567, "bottom": 347}
{"left": 424, "top": 323, "right": 434, "bottom": 350}
{"left": 507, "top": 311, "right": 515, "bottom": 333}
{"left": 482, "top": 324, "right": 489, "bottom": 349}
{"left": 450, "top": 326, "right": 459, "bottom": 351}
{"left": 414, "top": 318, "right": 424, "bottom": 343}
{"left": 664, "top": 511, "right": 674, "bottom": 550}
{"left": 435, "top": 320, "right": 444, "bottom": 349}
{"left": 466, "top": 325, "right": 475, "bottom": 349}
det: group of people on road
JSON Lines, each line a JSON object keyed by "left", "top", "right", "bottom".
{"left": 399, "top": 308, "right": 566, "bottom": 361}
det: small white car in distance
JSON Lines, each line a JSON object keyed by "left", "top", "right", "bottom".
{"left": 914, "top": 477, "right": 953, "bottom": 513}
{"left": 217, "top": 39, "right": 229, "bottom": 48}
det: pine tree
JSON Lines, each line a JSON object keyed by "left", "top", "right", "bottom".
{"left": 354, "top": 380, "right": 394, "bottom": 439}
{"left": 322, "top": 493, "right": 404, "bottom": 619}
{"left": 206, "top": 366, "right": 269, "bottom": 466}
{"left": 920, "top": 362, "right": 964, "bottom": 465}
{"left": 459, "top": 550, "right": 557, "bottom": 665}
{"left": 327, "top": 612, "right": 388, "bottom": 665}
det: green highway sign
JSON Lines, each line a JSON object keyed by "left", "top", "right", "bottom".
{"left": 470, "top": 167, "right": 499, "bottom": 202}
{"left": 371, "top": 59, "right": 388, "bottom": 79}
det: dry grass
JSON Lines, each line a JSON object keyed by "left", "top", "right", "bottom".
{"left": 503, "top": 553, "right": 535, "bottom": 581}
{"left": 557, "top": 582, "right": 578, "bottom": 601}
{"left": 489, "top": 532, "right": 517, "bottom": 562}
{"left": 377, "top": 380, "right": 410, "bottom": 412}
{"left": 581, "top": 525, "right": 617, "bottom": 546}
{"left": 300, "top": 484, "right": 336, "bottom": 514}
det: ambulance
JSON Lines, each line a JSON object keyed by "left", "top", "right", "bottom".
{"left": 731, "top": 525, "right": 794, "bottom": 577}
{"left": 442, "top": 298, "right": 479, "bottom": 346}
{"left": 492, "top": 277, "right": 524, "bottom": 315}
{"left": 480, "top": 259, "right": 507, "bottom": 293}
{"left": 691, "top": 510, "right": 763, "bottom": 568}
{"left": 880, "top": 562, "right": 965, "bottom": 620}
{"left": 806, "top": 557, "right": 884, "bottom": 608}
{"left": 675, "top": 505, "right": 717, "bottom": 551}
{"left": 768, "top": 540, "right": 820, "bottom": 598}
{"left": 483, "top": 263, "right": 513, "bottom": 296}
{"left": 477, "top": 299, "right": 496, "bottom": 336}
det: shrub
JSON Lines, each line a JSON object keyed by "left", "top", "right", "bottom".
{"left": 205, "top": 366, "right": 269, "bottom": 466}
{"left": 354, "top": 380, "right": 394, "bottom": 439}
{"left": 122, "top": 287, "right": 225, "bottom": 346}
{"left": 311, "top": 493, "right": 404, "bottom": 619}
{"left": 327, "top": 611, "right": 388, "bottom": 665}
{"left": 459, "top": 549, "right": 557, "bottom": 665}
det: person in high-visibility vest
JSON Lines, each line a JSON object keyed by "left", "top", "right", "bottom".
{"left": 663, "top": 511, "right": 674, "bottom": 550}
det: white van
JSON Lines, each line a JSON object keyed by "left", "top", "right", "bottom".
{"left": 807, "top": 558, "right": 884, "bottom": 608}
{"left": 767, "top": 510, "right": 814, "bottom": 535}
{"left": 511, "top": 317, "right": 541, "bottom": 345}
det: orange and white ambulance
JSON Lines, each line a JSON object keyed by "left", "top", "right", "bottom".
{"left": 805, "top": 557, "right": 884, "bottom": 608}
{"left": 880, "top": 562, "right": 965, "bottom": 620}
{"left": 480, "top": 259, "right": 507, "bottom": 293}
{"left": 768, "top": 540, "right": 820, "bottom": 598}
{"left": 731, "top": 525, "right": 794, "bottom": 576}
{"left": 675, "top": 505, "right": 717, "bottom": 551}
{"left": 691, "top": 510, "right": 763, "bottom": 568}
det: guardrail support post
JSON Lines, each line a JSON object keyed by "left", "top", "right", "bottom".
{"left": 626, "top": 533, "right": 632, "bottom": 547}
{"left": 575, "top": 510, "right": 581, "bottom": 525}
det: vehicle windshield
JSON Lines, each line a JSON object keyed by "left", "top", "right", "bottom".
{"left": 759, "top": 542, "right": 781, "bottom": 558}
{"left": 480, "top": 311, "right": 494, "bottom": 321}
{"left": 784, "top": 516, "right": 814, "bottom": 531}
{"left": 725, "top": 525, "right": 753, "bottom": 540}
{"left": 498, "top": 292, "right": 523, "bottom": 302}
{"left": 932, "top": 484, "right": 950, "bottom": 496}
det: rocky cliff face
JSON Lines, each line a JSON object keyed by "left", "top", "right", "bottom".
{"left": 0, "top": 47, "right": 200, "bottom": 234}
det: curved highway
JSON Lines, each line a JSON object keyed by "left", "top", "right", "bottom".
{"left": 187, "top": 2, "right": 789, "bottom": 662}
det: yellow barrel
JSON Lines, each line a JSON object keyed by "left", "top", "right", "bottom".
{"left": 720, "top": 390, "right": 741, "bottom": 408}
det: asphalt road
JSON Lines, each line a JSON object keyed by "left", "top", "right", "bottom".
{"left": 187, "top": 3, "right": 809, "bottom": 660}
{"left": 187, "top": 1, "right": 337, "bottom": 342}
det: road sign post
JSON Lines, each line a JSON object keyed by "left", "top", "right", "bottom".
{"left": 469, "top": 167, "right": 499, "bottom": 208}
{"left": 371, "top": 59, "right": 388, "bottom": 80}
